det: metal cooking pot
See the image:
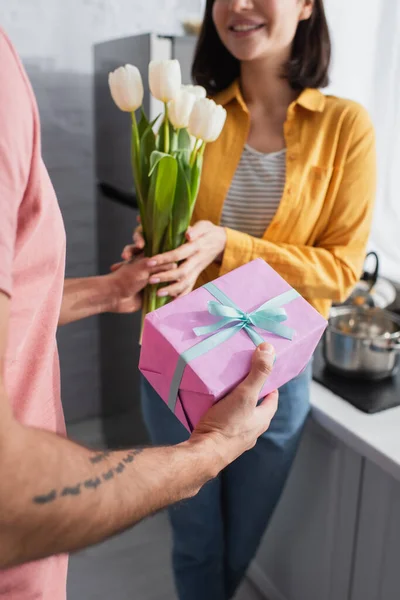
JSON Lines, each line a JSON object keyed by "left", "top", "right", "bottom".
{"left": 323, "top": 306, "right": 400, "bottom": 380}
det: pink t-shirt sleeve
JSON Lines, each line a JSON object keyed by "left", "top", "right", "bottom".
{"left": 0, "top": 30, "right": 34, "bottom": 297}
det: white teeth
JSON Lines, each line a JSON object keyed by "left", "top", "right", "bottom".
{"left": 232, "top": 24, "right": 262, "bottom": 32}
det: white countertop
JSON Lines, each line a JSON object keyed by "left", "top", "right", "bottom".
{"left": 310, "top": 381, "right": 400, "bottom": 482}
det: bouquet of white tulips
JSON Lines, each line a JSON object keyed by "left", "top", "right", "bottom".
{"left": 108, "top": 60, "right": 227, "bottom": 316}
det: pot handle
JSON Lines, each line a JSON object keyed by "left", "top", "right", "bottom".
{"left": 362, "top": 251, "right": 379, "bottom": 291}
{"left": 370, "top": 338, "right": 400, "bottom": 353}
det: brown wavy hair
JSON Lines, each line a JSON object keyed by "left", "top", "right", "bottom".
{"left": 192, "top": 0, "right": 331, "bottom": 95}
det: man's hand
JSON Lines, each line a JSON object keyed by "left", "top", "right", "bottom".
{"left": 106, "top": 256, "right": 175, "bottom": 314}
{"left": 59, "top": 257, "right": 176, "bottom": 325}
{"left": 191, "top": 343, "right": 278, "bottom": 470}
{"left": 0, "top": 288, "right": 278, "bottom": 567}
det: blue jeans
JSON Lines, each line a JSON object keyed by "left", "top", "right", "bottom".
{"left": 140, "top": 365, "right": 312, "bottom": 600}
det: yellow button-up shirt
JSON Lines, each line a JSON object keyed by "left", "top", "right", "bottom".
{"left": 193, "top": 81, "right": 376, "bottom": 318}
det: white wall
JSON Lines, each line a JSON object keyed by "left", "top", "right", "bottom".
{"left": 323, "top": 0, "right": 400, "bottom": 283}
{"left": 2, "top": 0, "right": 201, "bottom": 71}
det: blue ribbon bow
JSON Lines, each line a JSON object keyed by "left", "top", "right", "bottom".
{"left": 167, "top": 282, "right": 300, "bottom": 413}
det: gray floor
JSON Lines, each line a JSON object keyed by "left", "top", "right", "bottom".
{"left": 66, "top": 413, "right": 265, "bottom": 600}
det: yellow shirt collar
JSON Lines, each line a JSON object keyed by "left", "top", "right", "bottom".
{"left": 214, "top": 80, "right": 326, "bottom": 113}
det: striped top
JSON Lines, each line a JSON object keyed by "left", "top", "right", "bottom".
{"left": 221, "top": 145, "right": 286, "bottom": 238}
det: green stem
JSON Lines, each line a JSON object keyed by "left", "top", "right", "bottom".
{"left": 140, "top": 285, "right": 159, "bottom": 341}
{"left": 131, "top": 111, "right": 140, "bottom": 161}
{"left": 148, "top": 286, "right": 158, "bottom": 313}
{"left": 190, "top": 139, "right": 201, "bottom": 167}
{"left": 131, "top": 111, "right": 148, "bottom": 246}
{"left": 164, "top": 103, "right": 170, "bottom": 154}
{"left": 144, "top": 284, "right": 158, "bottom": 314}
{"left": 172, "top": 128, "right": 179, "bottom": 153}
{"left": 140, "top": 291, "right": 147, "bottom": 344}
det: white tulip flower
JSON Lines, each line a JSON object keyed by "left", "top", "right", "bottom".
{"left": 149, "top": 60, "right": 182, "bottom": 103}
{"left": 108, "top": 64, "right": 144, "bottom": 112}
{"left": 168, "top": 90, "right": 197, "bottom": 129}
{"left": 188, "top": 98, "right": 227, "bottom": 143}
{"left": 182, "top": 84, "right": 207, "bottom": 99}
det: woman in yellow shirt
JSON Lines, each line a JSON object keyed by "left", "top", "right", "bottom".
{"left": 134, "top": 1, "right": 376, "bottom": 598}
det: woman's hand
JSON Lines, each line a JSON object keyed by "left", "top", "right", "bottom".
{"left": 147, "top": 221, "right": 227, "bottom": 298}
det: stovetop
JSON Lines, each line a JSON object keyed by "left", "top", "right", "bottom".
{"left": 312, "top": 287, "right": 400, "bottom": 414}
{"left": 312, "top": 342, "right": 400, "bottom": 414}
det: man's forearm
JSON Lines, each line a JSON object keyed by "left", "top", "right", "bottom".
{"left": 0, "top": 421, "right": 220, "bottom": 568}
{"left": 59, "top": 277, "right": 116, "bottom": 326}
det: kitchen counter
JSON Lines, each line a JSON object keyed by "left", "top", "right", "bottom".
{"left": 310, "top": 380, "right": 400, "bottom": 482}
{"left": 250, "top": 380, "right": 400, "bottom": 600}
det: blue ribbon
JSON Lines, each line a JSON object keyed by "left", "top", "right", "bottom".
{"left": 167, "top": 282, "right": 300, "bottom": 413}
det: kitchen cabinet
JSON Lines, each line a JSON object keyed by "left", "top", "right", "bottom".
{"left": 350, "top": 460, "right": 400, "bottom": 600}
{"left": 248, "top": 419, "right": 362, "bottom": 600}
{"left": 249, "top": 382, "right": 400, "bottom": 600}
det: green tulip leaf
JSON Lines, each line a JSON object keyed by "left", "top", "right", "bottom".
{"left": 148, "top": 155, "right": 178, "bottom": 254}
{"left": 177, "top": 129, "right": 192, "bottom": 152}
{"left": 150, "top": 114, "right": 162, "bottom": 127}
{"left": 170, "top": 157, "right": 192, "bottom": 248}
{"left": 175, "top": 148, "right": 191, "bottom": 169}
{"left": 149, "top": 150, "right": 172, "bottom": 177}
{"left": 190, "top": 152, "right": 204, "bottom": 210}
{"left": 137, "top": 110, "right": 148, "bottom": 139}
{"left": 139, "top": 126, "right": 156, "bottom": 199}
{"left": 157, "top": 119, "right": 175, "bottom": 153}
{"left": 138, "top": 109, "right": 161, "bottom": 140}
{"left": 170, "top": 130, "right": 179, "bottom": 154}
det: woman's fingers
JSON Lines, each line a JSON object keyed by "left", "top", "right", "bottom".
{"left": 157, "top": 277, "right": 195, "bottom": 298}
{"left": 133, "top": 231, "right": 145, "bottom": 249}
{"left": 121, "top": 240, "right": 145, "bottom": 261}
{"left": 176, "top": 287, "right": 194, "bottom": 298}
{"left": 149, "top": 262, "right": 190, "bottom": 285}
{"left": 132, "top": 223, "right": 144, "bottom": 245}
{"left": 154, "top": 259, "right": 198, "bottom": 297}
{"left": 121, "top": 244, "right": 135, "bottom": 260}
{"left": 186, "top": 221, "right": 211, "bottom": 242}
{"left": 147, "top": 242, "right": 197, "bottom": 267}
{"left": 111, "top": 258, "right": 176, "bottom": 274}
{"left": 148, "top": 262, "right": 178, "bottom": 275}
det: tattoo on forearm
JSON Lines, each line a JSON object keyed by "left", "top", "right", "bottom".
{"left": 89, "top": 450, "right": 111, "bottom": 464}
{"left": 84, "top": 477, "right": 102, "bottom": 490}
{"left": 102, "top": 469, "right": 114, "bottom": 481}
{"left": 34, "top": 490, "right": 57, "bottom": 505}
{"left": 61, "top": 484, "right": 82, "bottom": 497}
{"left": 32, "top": 449, "right": 144, "bottom": 505}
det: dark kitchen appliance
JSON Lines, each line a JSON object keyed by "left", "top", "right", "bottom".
{"left": 313, "top": 288, "right": 400, "bottom": 413}
{"left": 94, "top": 34, "right": 197, "bottom": 443}
{"left": 313, "top": 342, "right": 400, "bottom": 414}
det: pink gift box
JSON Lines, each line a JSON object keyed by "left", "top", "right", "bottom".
{"left": 139, "top": 259, "right": 327, "bottom": 432}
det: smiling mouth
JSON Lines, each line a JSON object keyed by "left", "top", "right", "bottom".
{"left": 229, "top": 23, "right": 265, "bottom": 33}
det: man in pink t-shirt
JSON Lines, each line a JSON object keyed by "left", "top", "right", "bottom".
{"left": 0, "top": 28, "right": 278, "bottom": 599}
